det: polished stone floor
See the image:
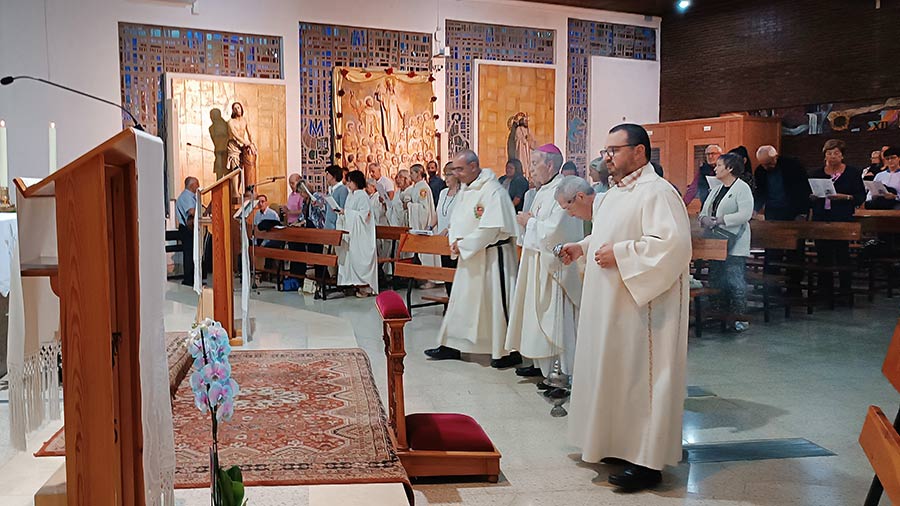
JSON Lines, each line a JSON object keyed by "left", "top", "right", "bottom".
{"left": 1, "top": 279, "right": 897, "bottom": 505}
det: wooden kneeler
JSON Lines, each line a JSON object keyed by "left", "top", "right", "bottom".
{"left": 860, "top": 320, "right": 900, "bottom": 505}
{"left": 374, "top": 290, "right": 501, "bottom": 482}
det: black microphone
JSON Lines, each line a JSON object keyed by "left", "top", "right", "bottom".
{"left": 1, "top": 75, "right": 145, "bottom": 131}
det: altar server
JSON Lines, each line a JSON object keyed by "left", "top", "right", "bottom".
{"left": 336, "top": 170, "right": 379, "bottom": 297}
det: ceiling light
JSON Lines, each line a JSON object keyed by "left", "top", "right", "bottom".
{"left": 677, "top": 0, "right": 691, "bottom": 11}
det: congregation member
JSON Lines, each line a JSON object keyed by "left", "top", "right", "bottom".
{"left": 436, "top": 162, "right": 460, "bottom": 295}
{"left": 284, "top": 173, "right": 312, "bottom": 280}
{"left": 368, "top": 162, "right": 396, "bottom": 201}
{"left": 698, "top": 153, "right": 754, "bottom": 332}
{"left": 683, "top": 144, "right": 723, "bottom": 205}
{"left": 559, "top": 123, "right": 692, "bottom": 492}
{"left": 867, "top": 146, "right": 900, "bottom": 208}
{"left": 252, "top": 194, "right": 282, "bottom": 272}
{"left": 505, "top": 144, "right": 584, "bottom": 400}
{"left": 499, "top": 158, "right": 529, "bottom": 212}
{"left": 810, "top": 139, "right": 865, "bottom": 299}
{"left": 426, "top": 160, "right": 446, "bottom": 207}
{"left": 727, "top": 146, "right": 755, "bottom": 190}
{"left": 862, "top": 149, "right": 884, "bottom": 180}
{"left": 587, "top": 157, "right": 609, "bottom": 194}
{"left": 428, "top": 150, "right": 521, "bottom": 368}
{"left": 324, "top": 165, "right": 349, "bottom": 231}
{"left": 176, "top": 176, "right": 200, "bottom": 286}
{"left": 560, "top": 161, "right": 578, "bottom": 176}
{"left": 753, "top": 145, "right": 810, "bottom": 220}
{"left": 336, "top": 170, "right": 379, "bottom": 298}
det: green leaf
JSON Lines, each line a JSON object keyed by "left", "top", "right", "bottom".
{"left": 225, "top": 465, "right": 243, "bottom": 483}
{"left": 232, "top": 481, "right": 245, "bottom": 506}
{"left": 217, "top": 467, "right": 235, "bottom": 506}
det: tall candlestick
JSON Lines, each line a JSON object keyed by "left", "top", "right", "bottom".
{"left": 0, "top": 120, "right": 7, "bottom": 188}
{"left": 49, "top": 121, "right": 57, "bottom": 174}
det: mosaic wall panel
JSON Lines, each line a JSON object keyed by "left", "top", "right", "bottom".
{"left": 299, "top": 23, "right": 431, "bottom": 190}
{"left": 445, "top": 20, "right": 555, "bottom": 156}
{"left": 119, "top": 22, "right": 283, "bottom": 135}
{"left": 567, "top": 18, "right": 656, "bottom": 171}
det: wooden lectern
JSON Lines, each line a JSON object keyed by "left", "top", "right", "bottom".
{"left": 14, "top": 129, "right": 170, "bottom": 505}
{"left": 199, "top": 169, "right": 241, "bottom": 345}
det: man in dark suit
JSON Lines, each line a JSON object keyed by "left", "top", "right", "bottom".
{"left": 753, "top": 145, "right": 811, "bottom": 220}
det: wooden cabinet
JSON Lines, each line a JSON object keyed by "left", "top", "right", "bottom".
{"left": 644, "top": 115, "right": 781, "bottom": 194}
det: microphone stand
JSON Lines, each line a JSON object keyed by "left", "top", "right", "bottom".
{"left": 1, "top": 75, "right": 144, "bottom": 131}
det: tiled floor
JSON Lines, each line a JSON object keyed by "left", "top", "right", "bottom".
{"left": 1, "top": 280, "right": 897, "bottom": 505}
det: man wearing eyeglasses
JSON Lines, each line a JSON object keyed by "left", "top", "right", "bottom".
{"left": 428, "top": 150, "right": 521, "bottom": 369}
{"left": 559, "top": 123, "right": 692, "bottom": 492}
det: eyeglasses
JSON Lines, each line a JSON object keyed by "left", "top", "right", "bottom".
{"left": 599, "top": 144, "right": 637, "bottom": 158}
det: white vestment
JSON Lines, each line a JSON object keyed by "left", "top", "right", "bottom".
{"left": 568, "top": 163, "right": 692, "bottom": 471}
{"left": 505, "top": 175, "right": 584, "bottom": 375}
{"left": 387, "top": 188, "right": 410, "bottom": 227}
{"left": 336, "top": 189, "right": 379, "bottom": 292}
{"left": 436, "top": 169, "right": 518, "bottom": 359}
{"left": 407, "top": 180, "right": 439, "bottom": 269}
{"left": 370, "top": 192, "right": 391, "bottom": 268}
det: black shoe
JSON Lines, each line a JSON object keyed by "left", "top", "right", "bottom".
{"left": 543, "top": 387, "right": 570, "bottom": 399}
{"left": 490, "top": 351, "right": 523, "bottom": 369}
{"left": 608, "top": 465, "right": 662, "bottom": 491}
{"left": 536, "top": 381, "right": 553, "bottom": 391}
{"left": 424, "top": 346, "right": 461, "bottom": 360}
{"left": 515, "top": 365, "right": 543, "bottom": 377}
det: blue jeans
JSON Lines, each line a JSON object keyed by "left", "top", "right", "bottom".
{"left": 709, "top": 255, "right": 747, "bottom": 316}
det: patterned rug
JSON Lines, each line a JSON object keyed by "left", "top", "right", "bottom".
{"left": 36, "top": 348, "right": 411, "bottom": 497}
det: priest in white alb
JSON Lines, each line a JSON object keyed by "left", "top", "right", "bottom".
{"left": 504, "top": 143, "right": 584, "bottom": 399}
{"left": 407, "top": 164, "right": 440, "bottom": 284}
{"left": 560, "top": 124, "right": 692, "bottom": 492}
{"left": 428, "top": 150, "right": 522, "bottom": 368}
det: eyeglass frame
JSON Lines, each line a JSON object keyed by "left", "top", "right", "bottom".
{"left": 599, "top": 144, "right": 638, "bottom": 159}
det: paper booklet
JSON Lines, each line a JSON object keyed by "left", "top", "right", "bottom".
{"left": 324, "top": 195, "right": 342, "bottom": 211}
{"left": 409, "top": 229, "right": 433, "bottom": 236}
{"left": 809, "top": 178, "right": 837, "bottom": 198}
{"left": 706, "top": 176, "right": 723, "bottom": 191}
{"left": 233, "top": 199, "right": 258, "bottom": 219}
{"left": 865, "top": 180, "right": 892, "bottom": 197}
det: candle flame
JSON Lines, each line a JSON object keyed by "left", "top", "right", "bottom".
{"left": 0, "top": 120, "right": 4, "bottom": 127}
{"left": 50, "top": 122, "right": 56, "bottom": 128}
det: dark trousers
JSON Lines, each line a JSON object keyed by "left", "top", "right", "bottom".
{"left": 179, "top": 225, "right": 194, "bottom": 285}
{"left": 709, "top": 256, "right": 748, "bottom": 316}
{"left": 816, "top": 240, "right": 852, "bottom": 293}
{"left": 286, "top": 242, "right": 324, "bottom": 278}
{"left": 763, "top": 212, "right": 804, "bottom": 294}
{"left": 256, "top": 239, "right": 285, "bottom": 271}
{"left": 441, "top": 255, "right": 457, "bottom": 296}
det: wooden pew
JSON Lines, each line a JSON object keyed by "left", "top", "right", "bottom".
{"left": 253, "top": 227, "right": 345, "bottom": 299}
{"left": 855, "top": 214, "right": 900, "bottom": 299}
{"left": 375, "top": 291, "right": 501, "bottom": 481}
{"left": 376, "top": 225, "right": 410, "bottom": 287}
{"left": 860, "top": 320, "right": 900, "bottom": 505}
{"left": 746, "top": 223, "right": 802, "bottom": 322}
{"left": 752, "top": 220, "right": 862, "bottom": 311}
{"left": 393, "top": 233, "right": 455, "bottom": 314}
{"left": 689, "top": 236, "right": 728, "bottom": 337}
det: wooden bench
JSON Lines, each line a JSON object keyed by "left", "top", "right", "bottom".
{"left": 253, "top": 227, "right": 345, "bottom": 299}
{"left": 374, "top": 290, "right": 501, "bottom": 482}
{"left": 860, "top": 319, "right": 900, "bottom": 505}
{"left": 690, "top": 236, "right": 728, "bottom": 337}
{"left": 393, "top": 233, "right": 455, "bottom": 314}
{"left": 376, "top": 225, "right": 410, "bottom": 288}
{"left": 855, "top": 214, "right": 900, "bottom": 299}
{"left": 746, "top": 222, "right": 802, "bottom": 322}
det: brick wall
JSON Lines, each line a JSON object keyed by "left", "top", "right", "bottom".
{"left": 660, "top": 0, "right": 900, "bottom": 168}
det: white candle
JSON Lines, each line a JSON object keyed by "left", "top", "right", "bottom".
{"left": 0, "top": 120, "right": 7, "bottom": 188}
{"left": 49, "top": 122, "right": 57, "bottom": 174}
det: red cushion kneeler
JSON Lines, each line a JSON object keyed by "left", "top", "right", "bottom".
{"left": 406, "top": 413, "right": 495, "bottom": 452}
{"left": 375, "top": 290, "right": 411, "bottom": 320}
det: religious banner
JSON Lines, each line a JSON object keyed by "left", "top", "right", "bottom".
{"left": 333, "top": 67, "right": 437, "bottom": 178}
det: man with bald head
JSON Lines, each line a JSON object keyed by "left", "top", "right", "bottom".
{"left": 505, "top": 144, "right": 585, "bottom": 394}
{"left": 556, "top": 175, "right": 597, "bottom": 221}
{"left": 753, "top": 145, "right": 810, "bottom": 221}
{"left": 428, "top": 150, "right": 521, "bottom": 368}
{"left": 176, "top": 176, "right": 201, "bottom": 285}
